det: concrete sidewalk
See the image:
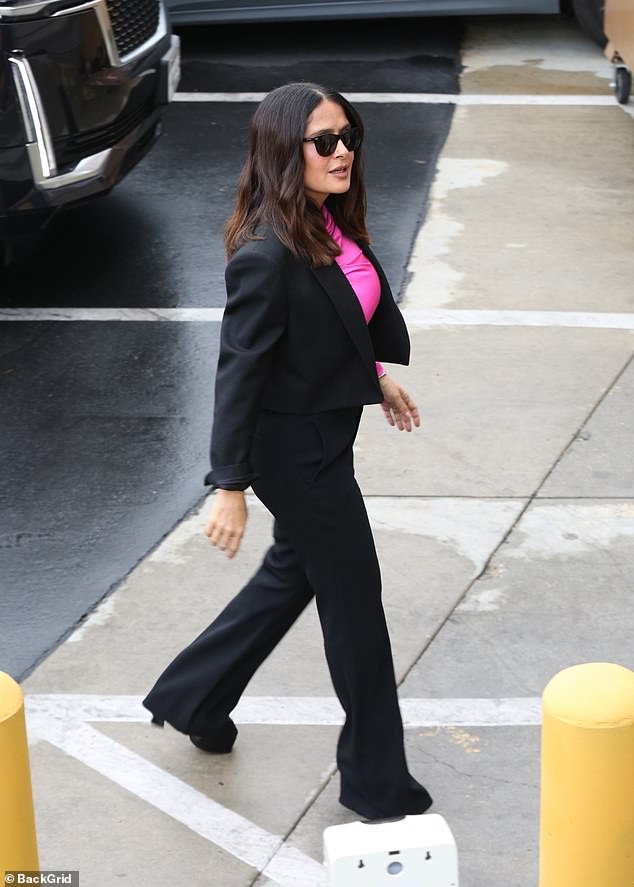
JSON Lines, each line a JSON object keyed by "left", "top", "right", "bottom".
{"left": 23, "top": 17, "right": 634, "bottom": 887}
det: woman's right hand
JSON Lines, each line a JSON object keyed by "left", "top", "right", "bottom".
{"left": 205, "top": 489, "right": 248, "bottom": 559}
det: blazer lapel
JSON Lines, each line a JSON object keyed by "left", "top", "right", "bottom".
{"left": 309, "top": 261, "right": 377, "bottom": 371}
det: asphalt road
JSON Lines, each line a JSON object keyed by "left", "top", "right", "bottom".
{"left": 0, "top": 17, "right": 462, "bottom": 680}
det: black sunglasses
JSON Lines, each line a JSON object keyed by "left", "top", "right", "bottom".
{"left": 303, "top": 126, "right": 362, "bottom": 157}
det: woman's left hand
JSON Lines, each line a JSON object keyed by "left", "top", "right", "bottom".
{"left": 379, "top": 374, "right": 421, "bottom": 431}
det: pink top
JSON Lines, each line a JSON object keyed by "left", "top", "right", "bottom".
{"left": 323, "top": 206, "right": 385, "bottom": 379}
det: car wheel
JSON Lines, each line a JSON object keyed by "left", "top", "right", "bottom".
{"left": 615, "top": 66, "right": 632, "bottom": 104}
{"left": 571, "top": 0, "right": 607, "bottom": 47}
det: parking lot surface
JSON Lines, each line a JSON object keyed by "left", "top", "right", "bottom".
{"left": 4, "top": 13, "right": 634, "bottom": 887}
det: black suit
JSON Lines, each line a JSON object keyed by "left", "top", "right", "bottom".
{"left": 143, "top": 231, "right": 432, "bottom": 820}
{"left": 206, "top": 231, "right": 410, "bottom": 490}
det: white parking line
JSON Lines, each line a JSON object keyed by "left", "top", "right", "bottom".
{"left": 2, "top": 307, "right": 634, "bottom": 330}
{"left": 25, "top": 693, "right": 542, "bottom": 728}
{"left": 25, "top": 694, "right": 541, "bottom": 885}
{"left": 29, "top": 715, "right": 326, "bottom": 887}
{"left": 0, "top": 307, "right": 225, "bottom": 322}
{"left": 175, "top": 92, "right": 616, "bottom": 106}
{"left": 403, "top": 309, "right": 634, "bottom": 330}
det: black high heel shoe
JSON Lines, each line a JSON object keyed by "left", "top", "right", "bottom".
{"left": 189, "top": 718, "right": 238, "bottom": 754}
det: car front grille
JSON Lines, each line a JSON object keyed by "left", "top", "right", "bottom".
{"left": 55, "top": 98, "right": 157, "bottom": 169}
{"left": 105, "top": 0, "right": 161, "bottom": 58}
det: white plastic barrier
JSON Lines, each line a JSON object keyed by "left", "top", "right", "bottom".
{"left": 324, "top": 813, "right": 458, "bottom": 886}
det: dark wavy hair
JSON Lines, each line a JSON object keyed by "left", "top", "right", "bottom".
{"left": 224, "top": 82, "right": 369, "bottom": 266}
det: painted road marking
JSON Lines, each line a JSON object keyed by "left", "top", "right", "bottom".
{"left": 27, "top": 714, "right": 326, "bottom": 887}
{"left": 2, "top": 307, "right": 634, "bottom": 330}
{"left": 0, "top": 307, "right": 225, "bottom": 322}
{"left": 174, "top": 92, "right": 617, "bottom": 106}
{"left": 25, "top": 694, "right": 541, "bottom": 885}
{"left": 25, "top": 693, "right": 542, "bottom": 727}
{"left": 403, "top": 309, "right": 634, "bottom": 330}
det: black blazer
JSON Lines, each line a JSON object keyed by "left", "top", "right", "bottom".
{"left": 206, "top": 230, "right": 411, "bottom": 490}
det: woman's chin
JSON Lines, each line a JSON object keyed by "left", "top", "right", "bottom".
{"left": 330, "top": 181, "right": 351, "bottom": 195}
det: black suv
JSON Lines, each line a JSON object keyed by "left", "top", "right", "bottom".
{"left": 0, "top": 0, "right": 180, "bottom": 243}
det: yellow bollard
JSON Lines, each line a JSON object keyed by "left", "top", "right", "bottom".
{"left": 539, "top": 662, "right": 634, "bottom": 887}
{"left": 0, "top": 672, "right": 39, "bottom": 873}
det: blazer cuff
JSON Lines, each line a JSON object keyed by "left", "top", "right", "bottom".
{"left": 204, "top": 462, "right": 258, "bottom": 491}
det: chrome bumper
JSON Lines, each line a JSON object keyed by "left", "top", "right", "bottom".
{"left": 8, "top": 34, "right": 180, "bottom": 193}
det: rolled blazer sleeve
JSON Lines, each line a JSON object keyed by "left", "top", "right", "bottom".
{"left": 205, "top": 245, "right": 287, "bottom": 490}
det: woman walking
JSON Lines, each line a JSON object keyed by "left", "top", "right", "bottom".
{"left": 143, "top": 82, "right": 432, "bottom": 821}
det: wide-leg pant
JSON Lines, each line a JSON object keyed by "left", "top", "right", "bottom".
{"left": 143, "top": 407, "right": 431, "bottom": 819}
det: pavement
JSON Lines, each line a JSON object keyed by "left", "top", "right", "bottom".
{"left": 20, "top": 16, "right": 634, "bottom": 887}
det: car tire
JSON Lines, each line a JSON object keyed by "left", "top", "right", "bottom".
{"left": 615, "top": 66, "right": 632, "bottom": 104}
{"left": 571, "top": 0, "right": 607, "bottom": 47}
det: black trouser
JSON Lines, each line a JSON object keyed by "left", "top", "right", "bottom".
{"left": 143, "top": 407, "right": 431, "bottom": 819}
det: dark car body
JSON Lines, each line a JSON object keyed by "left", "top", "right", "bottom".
{"left": 166, "top": 0, "right": 559, "bottom": 26}
{"left": 0, "top": 0, "right": 180, "bottom": 240}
